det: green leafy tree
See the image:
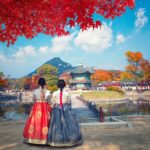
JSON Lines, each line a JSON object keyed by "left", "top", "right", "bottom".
{"left": 0, "top": 72, "right": 4, "bottom": 78}
{"left": 36, "top": 64, "right": 58, "bottom": 91}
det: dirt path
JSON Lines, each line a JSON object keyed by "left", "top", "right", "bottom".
{"left": 0, "top": 120, "right": 150, "bottom": 150}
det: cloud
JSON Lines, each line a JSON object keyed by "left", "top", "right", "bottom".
{"left": 74, "top": 23, "right": 112, "bottom": 52}
{"left": 0, "top": 46, "right": 37, "bottom": 66}
{"left": 109, "top": 21, "right": 113, "bottom": 27}
{"left": 0, "top": 53, "right": 8, "bottom": 63}
{"left": 116, "top": 34, "right": 125, "bottom": 44}
{"left": 39, "top": 46, "right": 49, "bottom": 54}
{"left": 13, "top": 45, "right": 36, "bottom": 59}
{"left": 0, "top": 22, "right": 113, "bottom": 77}
{"left": 99, "top": 64, "right": 118, "bottom": 70}
{"left": 1, "top": 45, "right": 51, "bottom": 65}
{"left": 135, "top": 8, "right": 148, "bottom": 31}
{"left": 0, "top": 45, "right": 49, "bottom": 77}
{"left": 50, "top": 34, "right": 74, "bottom": 53}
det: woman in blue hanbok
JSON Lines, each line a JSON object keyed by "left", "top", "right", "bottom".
{"left": 48, "top": 79, "right": 82, "bottom": 147}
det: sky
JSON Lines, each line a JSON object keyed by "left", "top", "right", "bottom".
{"left": 0, "top": 0, "right": 150, "bottom": 78}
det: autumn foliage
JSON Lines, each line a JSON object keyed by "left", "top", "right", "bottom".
{"left": 140, "top": 59, "right": 150, "bottom": 81}
{"left": 0, "top": 0, "right": 134, "bottom": 46}
{"left": 106, "top": 86, "right": 124, "bottom": 94}
{"left": 125, "top": 51, "right": 143, "bottom": 81}
{"left": 120, "top": 71, "right": 135, "bottom": 81}
{"left": 30, "top": 75, "right": 40, "bottom": 90}
{"left": 110, "top": 70, "right": 122, "bottom": 81}
{"left": 0, "top": 77, "right": 8, "bottom": 89}
{"left": 124, "top": 51, "right": 150, "bottom": 81}
{"left": 125, "top": 51, "right": 143, "bottom": 63}
{"left": 23, "top": 77, "right": 32, "bottom": 90}
{"left": 91, "top": 70, "right": 112, "bottom": 84}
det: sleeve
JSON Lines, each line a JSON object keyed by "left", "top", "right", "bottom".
{"left": 67, "top": 93, "right": 72, "bottom": 108}
{"left": 32, "top": 91, "right": 36, "bottom": 103}
{"left": 47, "top": 90, "right": 52, "bottom": 104}
{"left": 50, "top": 92, "right": 56, "bottom": 107}
{"left": 67, "top": 95, "right": 71, "bottom": 104}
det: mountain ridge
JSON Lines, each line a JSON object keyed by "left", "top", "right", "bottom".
{"left": 27, "top": 57, "right": 74, "bottom": 77}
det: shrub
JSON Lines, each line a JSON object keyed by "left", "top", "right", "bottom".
{"left": 0, "top": 106, "right": 5, "bottom": 116}
{"left": 47, "top": 85, "right": 58, "bottom": 92}
{"left": 106, "top": 86, "right": 124, "bottom": 94}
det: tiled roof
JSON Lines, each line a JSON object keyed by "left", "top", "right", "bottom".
{"left": 70, "top": 65, "right": 92, "bottom": 74}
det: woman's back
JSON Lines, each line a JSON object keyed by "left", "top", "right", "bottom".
{"left": 33, "top": 87, "right": 51, "bottom": 102}
{"left": 48, "top": 79, "right": 82, "bottom": 147}
{"left": 23, "top": 78, "right": 51, "bottom": 145}
{"left": 52, "top": 88, "right": 70, "bottom": 104}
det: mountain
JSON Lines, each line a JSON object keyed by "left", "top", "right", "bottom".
{"left": 45, "top": 57, "right": 74, "bottom": 75}
{"left": 27, "top": 57, "right": 74, "bottom": 76}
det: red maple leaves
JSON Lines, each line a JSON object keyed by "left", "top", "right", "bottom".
{"left": 0, "top": 0, "right": 135, "bottom": 46}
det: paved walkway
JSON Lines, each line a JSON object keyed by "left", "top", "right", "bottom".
{"left": 0, "top": 120, "right": 150, "bottom": 150}
{"left": 71, "top": 95, "right": 99, "bottom": 123}
{"left": 0, "top": 93, "right": 150, "bottom": 149}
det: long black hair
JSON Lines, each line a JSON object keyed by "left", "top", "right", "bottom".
{"left": 38, "top": 78, "right": 46, "bottom": 89}
{"left": 57, "top": 79, "right": 66, "bottom": 92}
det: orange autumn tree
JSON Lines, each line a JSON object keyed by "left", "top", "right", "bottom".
{"left": 110, "top": 70, "right": 122, "bottom": 81}
{"left": 91, "top": 69, "right": 112, "bottom": 85}
{"left": 0, "top": 72, "right": 8, "bottom": 90}
{"left": 120, "top": 72, "right": 135, "bottom": 81}
{"left": 140, "top": 59, "right": 150, "bottom": 81}
{"left": 125, "top": 51, "right": 143, "bottom": 81}
{"left": 23, "top": 77, "right": 32, "bottom": 90}
{"left": 0, "top": 78, "right": 8, "bottom": 89}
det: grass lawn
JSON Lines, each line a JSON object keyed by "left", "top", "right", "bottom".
{"left": 81, "top": 91, "right": 125, "bottom": 100}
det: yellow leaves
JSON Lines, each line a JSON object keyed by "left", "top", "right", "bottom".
{"left": 126, "top": 65, "right": 137, "bottom": 72}
{"left": 120, "top": 72, "right": 135, "bottom": 81}
{"left": 47, "top": 85, "right": 58, "bottom": 91}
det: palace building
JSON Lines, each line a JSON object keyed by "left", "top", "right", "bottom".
{"left": 69, "top": 64, "right": 92, "bottom": 90}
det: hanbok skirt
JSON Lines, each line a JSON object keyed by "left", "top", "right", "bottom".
{"left": 23, "top": 102, "right": 51, "bottom": 144}
{"left": 48, "top": 103, "right": 82, "bottom": 147}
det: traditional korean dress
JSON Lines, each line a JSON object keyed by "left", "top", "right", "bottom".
{"left": 23, "top": 87, "right": 51, "bottom": 144}
{"left": 48, "top": 89, "right": 82, "bottom": 147}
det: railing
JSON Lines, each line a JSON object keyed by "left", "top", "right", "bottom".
{"left": 137, "top": 98, "right": 150, "bottom": 114}
{"left": 77, "top": 96, "right": 104, "bottom": 122}
{"left": 76, "top": 96, "right": 150, "bottom": 120}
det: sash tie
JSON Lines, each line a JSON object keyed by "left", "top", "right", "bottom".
{"left": 60, "top": 91, "right": 63, "bottom": 108}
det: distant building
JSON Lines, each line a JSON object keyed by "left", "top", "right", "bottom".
{"left": 59, "top": 72, "right": 72, "bottom": 85}
{"left": 69, "top": 64, "right": 92, "bottom": 90}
